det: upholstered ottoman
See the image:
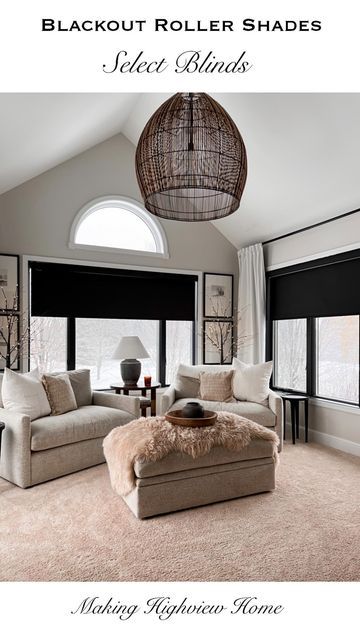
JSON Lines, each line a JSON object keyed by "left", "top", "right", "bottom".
{"left": 123, "top": 440, "right": 276, "bottom": 518}
{"left": 104, "top": 412, "right": 279, "bottom": 519}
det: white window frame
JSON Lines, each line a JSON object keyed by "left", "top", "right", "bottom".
{"left": 69, "top": 195, "right": 169, "bottom": 259}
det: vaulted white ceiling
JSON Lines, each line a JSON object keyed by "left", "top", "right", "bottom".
{"left": 1, "top": 92, "right": 360, "bottom": 248}
{"left": 0, "top": 93, "right": 137, "bottom": 194}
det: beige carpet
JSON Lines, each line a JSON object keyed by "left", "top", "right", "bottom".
{"left": 1, "top": 442, "right": 359, "bottom": 581}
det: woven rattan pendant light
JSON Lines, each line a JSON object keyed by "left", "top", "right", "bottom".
{"left": 135, "top": 93, "right": 247, "bottom": 221}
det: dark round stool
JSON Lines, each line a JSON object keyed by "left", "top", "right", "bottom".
{"left": 281, "top": 395, "right": 309, "bottom": 444}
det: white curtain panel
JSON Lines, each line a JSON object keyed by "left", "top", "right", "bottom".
{"left": 237, "top": 243, "right": 266, "bottom": 364}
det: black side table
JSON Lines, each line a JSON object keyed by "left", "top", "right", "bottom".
{"left": 282, "top": 395, "right": 309, "bottom": 445}
{"left": 0, "top": 421, "right": 5, "bottom": 452}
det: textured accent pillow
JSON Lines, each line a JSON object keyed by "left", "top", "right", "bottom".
{"left": 174, "top": 373, "right": 200, "bottom": 399}
{"left": 1, "top": 368, "right": 51, "bottom": 420}
{"left": 232, "top": 358, "right": 273, "bottom": 404}
{"left": 199, "top": 370, "right": 234, "bottom": 402}
{"left": 42, "top": 373, "right": 78, "bottom": 416}
{"left": 52, "top": 369, "right": 92, "bottom": 407}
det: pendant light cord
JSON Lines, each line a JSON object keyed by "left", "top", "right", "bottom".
{"left": 188, "top": 93, "right": 194, "bottom": 151}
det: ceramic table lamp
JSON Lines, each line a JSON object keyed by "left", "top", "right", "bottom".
{"left": 112, "top": 336, "right": 150, "bottom": 386}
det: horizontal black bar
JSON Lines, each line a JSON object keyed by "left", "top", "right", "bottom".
{"left": 263, "top": 206, "right": 360, "bottom": 246}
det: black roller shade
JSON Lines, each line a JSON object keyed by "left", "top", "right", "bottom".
{"left": 268, "top": 249, "right": 360, "bottom": 320}
{"left": 30, "top": 262, "right": 197, "bottom": 321}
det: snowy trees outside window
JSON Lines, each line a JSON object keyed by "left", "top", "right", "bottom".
{"left": 30, "top": 317, "right": 194, "bottom": 388}
{"left": 273, "top": 315, "right": 359, "bottom": 403}
{"left": 316, "top": 316, "right": 359, "bottom": 403}
{"left": 273, "top": 319, "right": 307, "bottom": 392}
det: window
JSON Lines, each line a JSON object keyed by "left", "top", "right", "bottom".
{"left": 30, "top": 317, "right": 67, "bottom": 372}
{"left": 273, "top": 319, "right": 307, "bottom": 392}
{"left": 70, "top": 197, "right": 168, "bottom": 257}
{"left": 165, "top": 321, "right": 194, "bottom": 385}
{"left": 29, "top": 261, "right": 196, "bottom": 386}
{"left": 267, "top": 249, "right": 360, "bottom": 407}
{"left": 316, "top": 316, "right": 359, "bottom": 404}
{"left": 29, "top": 316, "right": 194, "bottom": 387}
{"left": 271, "top": 314, "right": 360, "bottom": 404}
{"left": 76, "top": 319, "right": 159, "bottom": 389}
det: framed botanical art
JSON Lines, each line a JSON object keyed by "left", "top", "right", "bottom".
{"left": 0, "top": 314, "right": 20, "bottom": 370}
{"left": 203, "top": 272, "right": 233, "bottom": 318}
{"left": 0, "top": 253, "right": 19, "bottom": 312}
{"left": 203, "top": 319, "right": 233, "bottom": 365}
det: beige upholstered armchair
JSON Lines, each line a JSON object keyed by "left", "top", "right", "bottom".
{"left": 0, "top": 388, "right": 140, "bottom": 488}
{"left": 160, "top": 364, "right": 283, "bottom": 452}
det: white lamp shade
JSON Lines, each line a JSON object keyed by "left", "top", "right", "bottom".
{"left": 112, "top": 336, "right": 150, "bottom": 360}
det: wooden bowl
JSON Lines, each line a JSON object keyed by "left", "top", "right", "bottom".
{"left": 165, "top": 410, "right": 217, "bottom": 428}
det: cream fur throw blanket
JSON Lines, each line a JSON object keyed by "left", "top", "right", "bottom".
{"left": 103, "top": 411, "right": 279, "bottom": 496}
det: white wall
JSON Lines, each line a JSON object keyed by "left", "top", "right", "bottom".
{"left": 0, "top": 132, "right": 238, "bottom": 275}
{"left": 264, "top": 210, "right": 360, "bottom": 270}
{"left": 264, "top": 215, "right": 360, "bottom": 454}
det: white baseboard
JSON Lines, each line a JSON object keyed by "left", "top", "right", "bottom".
{"left": 286, "top": 423, "right": 360, "bottom": 457}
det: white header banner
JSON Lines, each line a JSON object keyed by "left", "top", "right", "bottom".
{"left": 0, "top": 0, "right": 359, "bottom": 92}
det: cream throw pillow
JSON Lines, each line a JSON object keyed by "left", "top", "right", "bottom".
{"left": 2, "top": 368, "right": 51, "bottom": 420}
{"left": 232, "top": 358, "right": 272, "bottom": 404}
{"left": 42, "top": 373, "right": 78, "bottom": 416}
{"left": 199, "top": 370, "right": 234, "bottom": 402}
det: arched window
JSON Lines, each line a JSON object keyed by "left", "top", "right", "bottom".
{"left": 69, "top": 196, "right": 168, "bottom": 257}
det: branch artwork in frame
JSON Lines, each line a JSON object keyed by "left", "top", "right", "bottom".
{"left": 203, "top": 320, "right": 233, "bottom": 365}
{"left": 204, "top": 272, "right": 233, "bottom": 318}
{"left": 0, "top": 314, "right": 20, "bottom": 370}
{"left": 0, "top": 254, "right": 19, "bottom": 312}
